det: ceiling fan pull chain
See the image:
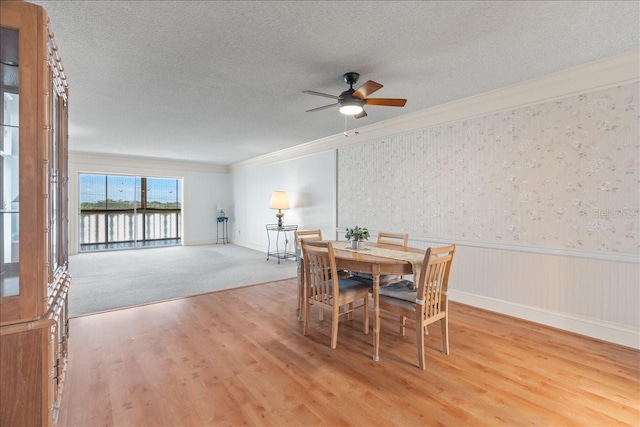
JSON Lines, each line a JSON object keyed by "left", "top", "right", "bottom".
{"left": 343, "top": 117, "right": 359, "bottom": 137}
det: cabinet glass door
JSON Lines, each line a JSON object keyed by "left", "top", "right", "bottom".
{"left": 0, "top": 26, "right": 19, "bottom": 297}
{"left": 51, "top": 89, "right": 58, "bottom": 270}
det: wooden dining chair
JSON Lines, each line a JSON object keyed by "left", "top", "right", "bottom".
{"left": 301, "top": 240, "right": 371, "bottom": 349}
{"left": 378, "top": 232, "right": 409, "bottom": 283}
{"left": 352, "top": 232, "right": 410, "bottom": 286}
{"left": 378, "top": 244, "right": 456, "bottom": 370}
{"left": 376, "top": 232, "right": 409, "bottom": 249}
{"left": 294, "top": 230, "right": 323, "bottom": 320}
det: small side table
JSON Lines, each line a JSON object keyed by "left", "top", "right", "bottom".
{"left": 266, "top": 224, "right": 298, "bottom": 264}
{"left": 216, "top": 217, "right": 229, "bottom": 244}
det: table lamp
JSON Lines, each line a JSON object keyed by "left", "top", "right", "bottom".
{"left": 269, "top": 191, "right": 289, "bottom": 228}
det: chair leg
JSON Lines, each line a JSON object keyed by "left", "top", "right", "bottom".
{"left": 297, "top": 271, "right": 304, "bottom": 322}
{"left": 303, "top": 301, "right": 311, "bottom": 336}
{"left": 348, "top": 302, "right": 354, "bottom": 320}
{"left": 331, "top": 306, "right": 340, "bottom": 349}
{"left": 363, "top": 296, "right": 369, "bottom": 335}
{"left": 319, "top": 308, "right": 324, "bottom": 321}
{"left": 416, "top": 313, "right": 426, "bottom": 370}
{"left": 399, "top": 315, "right": 406, "bottom": 336}
{"left": 441, "top": 316, "right": 449, "bottom": 355}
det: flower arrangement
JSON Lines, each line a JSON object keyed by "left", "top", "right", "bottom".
{"left": 345, "top": 226, "right": 370, "bottom": 242}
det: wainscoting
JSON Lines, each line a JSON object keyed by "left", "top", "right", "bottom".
{"left": 447, "top": 244, "right": 638, "bottom": 348}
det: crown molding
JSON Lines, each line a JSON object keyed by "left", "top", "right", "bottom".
{"left": 70, "top": 151, "right": 229, "bottom": 174}
{"left": 230, "top": 49, "right": 639, "bottom": 172}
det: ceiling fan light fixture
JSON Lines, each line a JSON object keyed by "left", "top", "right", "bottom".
{"left": 339, "top": 104, "right": 364, "bottom": 115}
{"left": 338, "top": 95, "right": 364, "bottom": 115}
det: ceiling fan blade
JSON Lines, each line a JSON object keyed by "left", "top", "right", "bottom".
{"left": 353, "top": 80, "right": 383, "bottom": 99}
{"left": 364, "top": 98, "right": 407, "bottom": 107}
{"left": 354, "top": 109, "right": 368, "bottom": 119}
{"left": 306, "top": 103, "right": 338, "bottom": 113}
{"left": 303, "top": 90, "right": 339, "bottom": 100}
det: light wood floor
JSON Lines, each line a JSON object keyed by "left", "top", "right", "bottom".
{"left": 58, "top": 278, "right": 639, "bottom": 426}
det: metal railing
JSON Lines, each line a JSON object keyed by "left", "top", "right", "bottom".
{"left": 79, "top": 210, "right": 181, "bottom": 246}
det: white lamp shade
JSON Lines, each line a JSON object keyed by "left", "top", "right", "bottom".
{"left": 269, "top": 191, "right": 289, "bottom": 210}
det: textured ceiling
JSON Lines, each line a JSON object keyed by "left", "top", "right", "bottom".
{"left": 29, "top": 0, "right": 639, "bottom": 166}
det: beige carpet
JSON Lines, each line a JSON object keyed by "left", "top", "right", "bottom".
{"left": 68, "top": 244, "right": 297, "bottom": 317}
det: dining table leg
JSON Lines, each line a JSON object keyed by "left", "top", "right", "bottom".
{"left": 372, "top": 264, "right": 381, "bottom": 361}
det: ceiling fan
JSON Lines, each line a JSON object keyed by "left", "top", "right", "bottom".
{"left": 303, "top": 72, "right": 407, "bottom": 119}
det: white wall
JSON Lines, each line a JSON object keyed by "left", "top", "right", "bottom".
{"left": 68, "top": 153, "right": 230, "bottom": 253}
{"left": 230, "top": 151, "right": 336, "bottom": 252}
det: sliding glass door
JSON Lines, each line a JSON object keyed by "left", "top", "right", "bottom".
{"left": 79, "top": 173, "right": 182, "bottom": 251}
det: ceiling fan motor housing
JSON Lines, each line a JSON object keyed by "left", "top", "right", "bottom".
{"left": 338, "top": 90, "right": 364, "bottom": 108}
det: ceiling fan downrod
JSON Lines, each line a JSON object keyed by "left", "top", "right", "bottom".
{"left": 343, "top": 72, "right": 360, "bottom": 89}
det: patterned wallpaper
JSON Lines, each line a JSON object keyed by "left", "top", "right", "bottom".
{"left": 338, "top": 83, "right": 639, "bottom": 255}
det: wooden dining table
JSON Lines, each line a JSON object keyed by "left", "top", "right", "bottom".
{"left": 298, "top": 240, "right": 423, "bottom": 362}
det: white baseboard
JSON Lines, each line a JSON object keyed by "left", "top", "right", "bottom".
{"left": 184, "top": 239, "right": 269, "bottom": 255}
{"left": 231, "top": 240, "right": 267, "bottom": 254}
{"left": 183, "top": 238, "right": 216, "bottom": 246}
{"left": 449, "top": 290, "right": 639, "bottom": 350}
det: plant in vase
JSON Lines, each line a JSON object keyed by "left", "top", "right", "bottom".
{"left": 345, "top": 226, "right": 370, "bottom": 250}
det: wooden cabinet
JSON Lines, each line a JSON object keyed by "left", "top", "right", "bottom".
{"left": 0, "top": 1, "right": 71, "bottom": 426}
